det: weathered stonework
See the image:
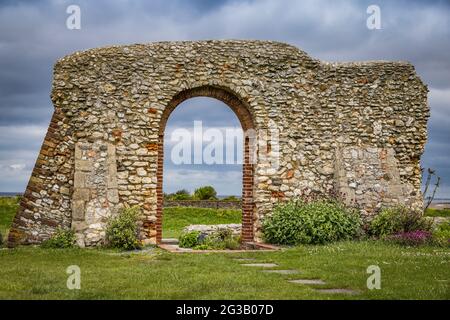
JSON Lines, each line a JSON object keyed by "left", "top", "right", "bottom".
{"left": 72, "top": 141, "right": 121, "bottom": 247}
{"left": 8, "top": 40, "right": 429, "bottom": 247}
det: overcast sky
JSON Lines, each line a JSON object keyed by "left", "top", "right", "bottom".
{"left": 0, "top": 0, "right": 449, "bottom": 197}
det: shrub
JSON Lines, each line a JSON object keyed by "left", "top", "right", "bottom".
{"left": 0, "top": 230, "right": 3, "bottom": 247}
{"left": 222, "top": 196, "right": 240, "bottom": 201}
{"left": 179, "top": 231, "right": 201, "bottom": 248}
{"left": 387, "top": 230, "right": 433, "bottom": 246}
{"left": 262, "top": 199, "right": 362, "bottom": 245}
{"left": 195, "top": 229, "right": 241, "bottom": 250}
{"left": 166, "top": 189, "right": 192, "bottom": 200}
{"left": 179, "top": 229, "right": 241, "bottom": 250}
{"left": 223, "top": 235, "right": 241, "bottom": 250}
{"left": 105, "top": 206, "right": 142, "bottom": 250}
{"left": 194, "top": 186, "right": 218, "bottom": 200}
{"left": 432, "top": 223, "right": 450, "bottom": 247}
{"left": 41, "top": 228, "right": 76, "bottom": 248}
{"left": 369, "top": 206, "right": 432, "bottom": 238}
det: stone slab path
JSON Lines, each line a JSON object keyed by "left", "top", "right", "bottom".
{"left": 288, "top": 279, "right": 325, "bottom": 285}
{"left": 234, "top": 256, "right": 360, "bottom": 296}
{"left": 241, "top": 263, "right": 279, "bottom": 268}
{"left": 315, "top": 288, "right": 359, "bottom": 295}
{"left": 263, "top": 270, "right": 299, "bottom": 274}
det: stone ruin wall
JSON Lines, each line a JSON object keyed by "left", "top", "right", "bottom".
{"left": 8, "top": 40, "right": 429, "bottom": 247}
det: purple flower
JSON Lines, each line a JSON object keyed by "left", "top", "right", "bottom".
{"left": 389, "top": 230, "right": 432, "bottom": 246}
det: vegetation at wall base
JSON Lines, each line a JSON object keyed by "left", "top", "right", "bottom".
{"left": 179, "top": 229, "right": 241, "bottom": 250}
{"left": 262, "top": 199, "right": 362, "bottom": 245}
{"left": 41, "top": 228, "right": 76, "bottom": 249}
{"left": 179, "top": 231, "right": 201, "bottom": 248}
{"left": 105, "top": 206, "right": 142, "bottom": 250}
{"left": 369, "top": 206, "right": 432, "bottom": 238}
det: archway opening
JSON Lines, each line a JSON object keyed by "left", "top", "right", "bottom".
{"left": 156, "top": 86, "right": 255, "bottom": 244}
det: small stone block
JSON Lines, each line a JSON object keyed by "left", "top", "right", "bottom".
{"left": 263, "top": 270, "right": 299, "bottom": 274}
{"left": 74, "top": 171, "right": 87, "bottom": 188}
{"left": 72, "top": 200, "right": 85, "bottom": 221}
{"left": 241, "top": 263, "right": 278, "bottom": 268}
{"left": 75, "top": 159, "right": 91, "bottom": 172}
{"left": 289, "top": 279, "right": 325, "bottom": 285}
{"left": 315, "top": 288, "right": 359, "bottom": 294}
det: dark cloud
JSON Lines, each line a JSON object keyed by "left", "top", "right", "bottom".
{"left": 0, "top": 0, "right": 449, "bottom": 196}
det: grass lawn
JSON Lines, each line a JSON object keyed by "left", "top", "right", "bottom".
{"left": 0, "top": 242, "right": 448, "bottom": 299}
{"left": 425, "top": 208, "right": 450, "bottom": 218}
{"left": 162, "top": 207, "right": 241, "bottom": 238}
{"left": 0, "top": 199, "right": 449, "bottom": 299}
{"left": 0, "top": 197, "right": 19, "bottom": 243}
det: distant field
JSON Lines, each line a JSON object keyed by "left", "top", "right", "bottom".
{"left": 0, "top": 197, "right": 19, "bottom": 243}
{"left": 425, "top": 208, "right": 450, "bottom": 218}
{"left": 162, "top": 207, "right": 242, "bottom": 238}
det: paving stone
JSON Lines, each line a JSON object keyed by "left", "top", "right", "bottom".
{"left": 288, "top": 279, "right": 325, "bottom": 285}
{"left": 161, "top": 238, "right": 179, "bottom": 245}
{"left": 315, "top": 288, "right": 359, "bottom": 295}
{"left": 241, "top": 263, "right": 278, "bottom": 268}
{"left": 263, "top": 270, "right": 299, "bottom": 274}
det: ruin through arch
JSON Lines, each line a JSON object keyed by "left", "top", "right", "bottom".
{"left": 7, "top": 40, "right": 429, "bottom": 247}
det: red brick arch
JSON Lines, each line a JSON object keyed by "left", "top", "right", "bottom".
{"left": 156, "top": 86, "right": 255, "bottom": 243}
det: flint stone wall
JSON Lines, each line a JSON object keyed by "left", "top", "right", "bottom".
{"left": 8, "top": 40, "right": 429, "bottom": 247}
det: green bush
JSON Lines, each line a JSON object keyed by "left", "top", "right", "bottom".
{"left": 223, "top": 235, "right": 241, "bottom": 250}
{"left": 41, "top": 228, "right": 76, "bottom": 248}
{"left": 369, "top": 206, "right": 432, "bottom": 238}
{"left": 179, "top": 229, "right": 241, "bottom": 250}
{"left": 196, "top": 230, "right": 241, "bottom": 250}
{"left": 222, "top": 196, "right": 240, "bottom": 201}
{"left": 262, "top": 199, "right": 362, "bottom": 245}
{"left": 166, "top": 189, "right": 192, "bottom": 200}
{"left": 106, "top": 206, "right": 142, "bottom": 250}
{"left": 432, "top": 223, "right": 450, "bottom": 247}
{"left": 179, "top": 231, "right": 201, "bottom": 248}
{"left": 193, "top": 186, "right": 218, "bottom": 200}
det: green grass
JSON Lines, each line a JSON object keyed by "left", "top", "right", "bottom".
{"left": 162, "top": 207, "right": 241, "bottom": 238}
{"left": 0, "top": 197, "right": 19, "bottom": 244}
{"left": 425, "top": 208, "right": 450, "bottom": 218}
{"left": 0, "top": 200, "right": 448, "bottom": 299}
{"left": 0, "top": 241, "right": 448, "bottom": 299}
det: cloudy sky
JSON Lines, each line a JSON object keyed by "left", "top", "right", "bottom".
{"left": 0, "top": 0, "right": 449, "bottom": 197}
